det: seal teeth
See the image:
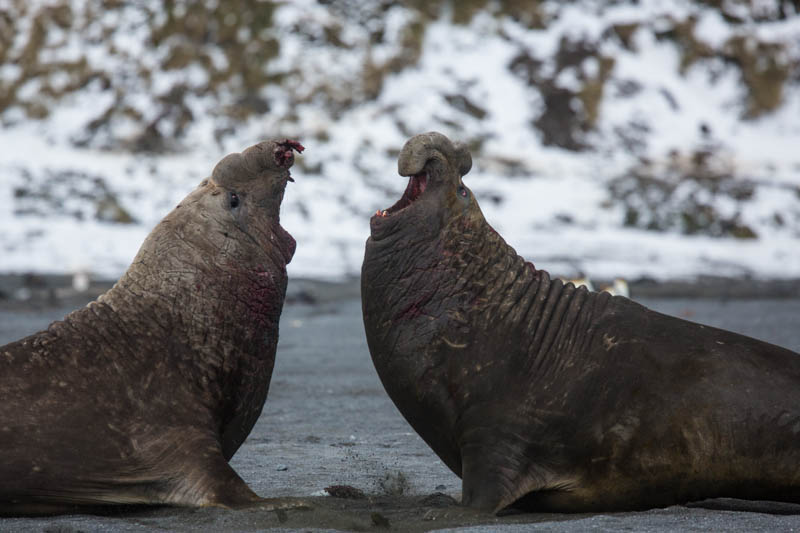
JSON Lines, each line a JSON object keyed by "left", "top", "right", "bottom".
{"left": 374, "top": 170, "right": 428, "bottom": 220}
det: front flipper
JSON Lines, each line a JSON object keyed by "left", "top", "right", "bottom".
{"left": 164, "top": 449, "right": 262, "bottom": 507}
{"left": 0, "top": 450, "right": 309, "bottom": 516}
{"left": 460, "top": 438, "right": 577, "bottom": 514}
{"left": 30, "top": 428, "right": 298, "bottom": 510}
{"left": 461, "top": 446, "right": 541, "bottom": 513}
{"left": 155, "top": 431, "right": 311, "bottom": 511}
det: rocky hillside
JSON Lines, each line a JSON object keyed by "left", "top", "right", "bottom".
{"left": 1, "top": 0, "right": 799, "bottom": 280}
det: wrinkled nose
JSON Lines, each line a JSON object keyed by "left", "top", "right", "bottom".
{"left": 398, "top": 132, "right": 471, "bottom": 178}
{"left": 211, "top": 139, "right": 304, "bottom": 188}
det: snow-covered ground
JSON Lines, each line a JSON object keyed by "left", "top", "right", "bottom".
{"left": 1, "top": 0, "right": 799, "bottom": 281}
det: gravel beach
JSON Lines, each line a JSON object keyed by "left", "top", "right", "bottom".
{"left": 1, "top": 278, "right": 800, "bottom": 532}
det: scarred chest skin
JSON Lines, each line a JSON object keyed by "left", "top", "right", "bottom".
{"left": 0, "top": 139, "right": 304, "bottom": 514}
{"left": 362, "top": 132, "right": 800, "bottom": 514}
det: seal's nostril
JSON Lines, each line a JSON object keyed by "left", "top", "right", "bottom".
{"left": 274, "top": 140, "right": 305, "bottom": 168}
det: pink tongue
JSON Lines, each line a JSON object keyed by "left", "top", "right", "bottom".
{"left": 412, "top": 173, "right": 427, "bottom": 199}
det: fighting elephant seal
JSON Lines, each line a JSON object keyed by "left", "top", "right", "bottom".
{"left": 361, "top": 132, "right": 800, "bottom": 514}
{"left": 1, "top": 139, "right": 304, "bottom": 515}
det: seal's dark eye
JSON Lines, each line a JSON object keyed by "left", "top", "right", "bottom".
{"left": 230, "top": 192, "right": 240, "bottom": 209}
{"left": 458, "top": 186, "right": 468, "bottom": 198}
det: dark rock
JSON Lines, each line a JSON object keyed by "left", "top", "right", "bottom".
{"left": 419, "top": 492, "right": 458, "bottom": 508}
{"left": 325, "top": 485, "right": 367, "bottom": 500}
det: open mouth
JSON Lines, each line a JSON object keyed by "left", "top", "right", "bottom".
{"left": 374, "top": 172, "right": 428, "bottom": 218}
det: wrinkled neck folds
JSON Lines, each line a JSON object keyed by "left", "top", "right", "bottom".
{"left": 365, "top": 211, "right": 526, "bottom": 319}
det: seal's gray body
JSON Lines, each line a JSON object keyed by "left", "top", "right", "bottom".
{"left": 0, "top": 140, "right": 302, "bottom": 514}
{"left": 362, "top": 132, "right": 800, "bottom": 513}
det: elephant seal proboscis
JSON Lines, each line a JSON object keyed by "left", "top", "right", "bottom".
{"left": 1, "top": 140, "right": 305, "bottom": 515}
{"left": 361, "top": 132, "right": 800, "bottom": 514}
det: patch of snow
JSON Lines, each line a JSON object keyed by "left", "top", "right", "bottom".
{"left": 1, "top": 0, "right": 799, "bottom": 282}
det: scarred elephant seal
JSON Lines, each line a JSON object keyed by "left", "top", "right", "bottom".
{"left": 1, "top": 139, "right": 304, "bottom": 515}
{"left": 361, "top": 132, "right": 800, "bottom": 514}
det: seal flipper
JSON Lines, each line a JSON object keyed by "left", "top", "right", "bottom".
{"left": 174, "top": 457, "right": 258, "bottom": 507}
{"left": 0, "top": 431, "right": 291, "bottom": 515}
{"left": 154, "top": 431, "right": 309, "bottom": 510}
{"left": 461, "top": 442, "right": 612, "bottom": 513}
{"left": 165, "top": 445, "right": 310, "bottom": 511}
{"left": 146, "top": 432, "right": 262, "bottom": 508}
{"left": 460, "top": 434, "right": 581, "bottom": 514}
{"left": 461, "top": 449, "right": 526, "bottom": 513}
{"left": 0, "top": 433, "right": 260, "bottom": 511}
{"left": 460, "top": 440, "right": 549, "bottom": 514}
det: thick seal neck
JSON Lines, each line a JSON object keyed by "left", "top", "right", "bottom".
{"left": 94, "top": 213, "right": 292, "bottom": 428}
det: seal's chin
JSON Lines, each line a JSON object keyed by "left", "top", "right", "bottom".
{"left": 273, "top": 223, "right": 296, "bottom": 264}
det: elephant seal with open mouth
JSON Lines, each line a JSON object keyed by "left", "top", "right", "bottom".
{"left": 1, "top": 140, "right": 304, "bottom": 515}
{"left": 361, "top": 131, "right": 800, "bottom": 514}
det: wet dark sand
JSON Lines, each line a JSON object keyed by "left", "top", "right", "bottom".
{"left": 1, "top": 279, "right": 800, "bottom": 532}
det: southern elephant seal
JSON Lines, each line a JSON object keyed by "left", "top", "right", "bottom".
{"left": 361, "top": 131, "right": 800, "bottom": 514}
{"left": 1, "top": 139, "right": 304, "bottom": 514}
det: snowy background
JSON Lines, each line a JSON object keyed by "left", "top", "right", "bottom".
{"left": 1, "top": 0, "right": 799, "bottom": 282}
